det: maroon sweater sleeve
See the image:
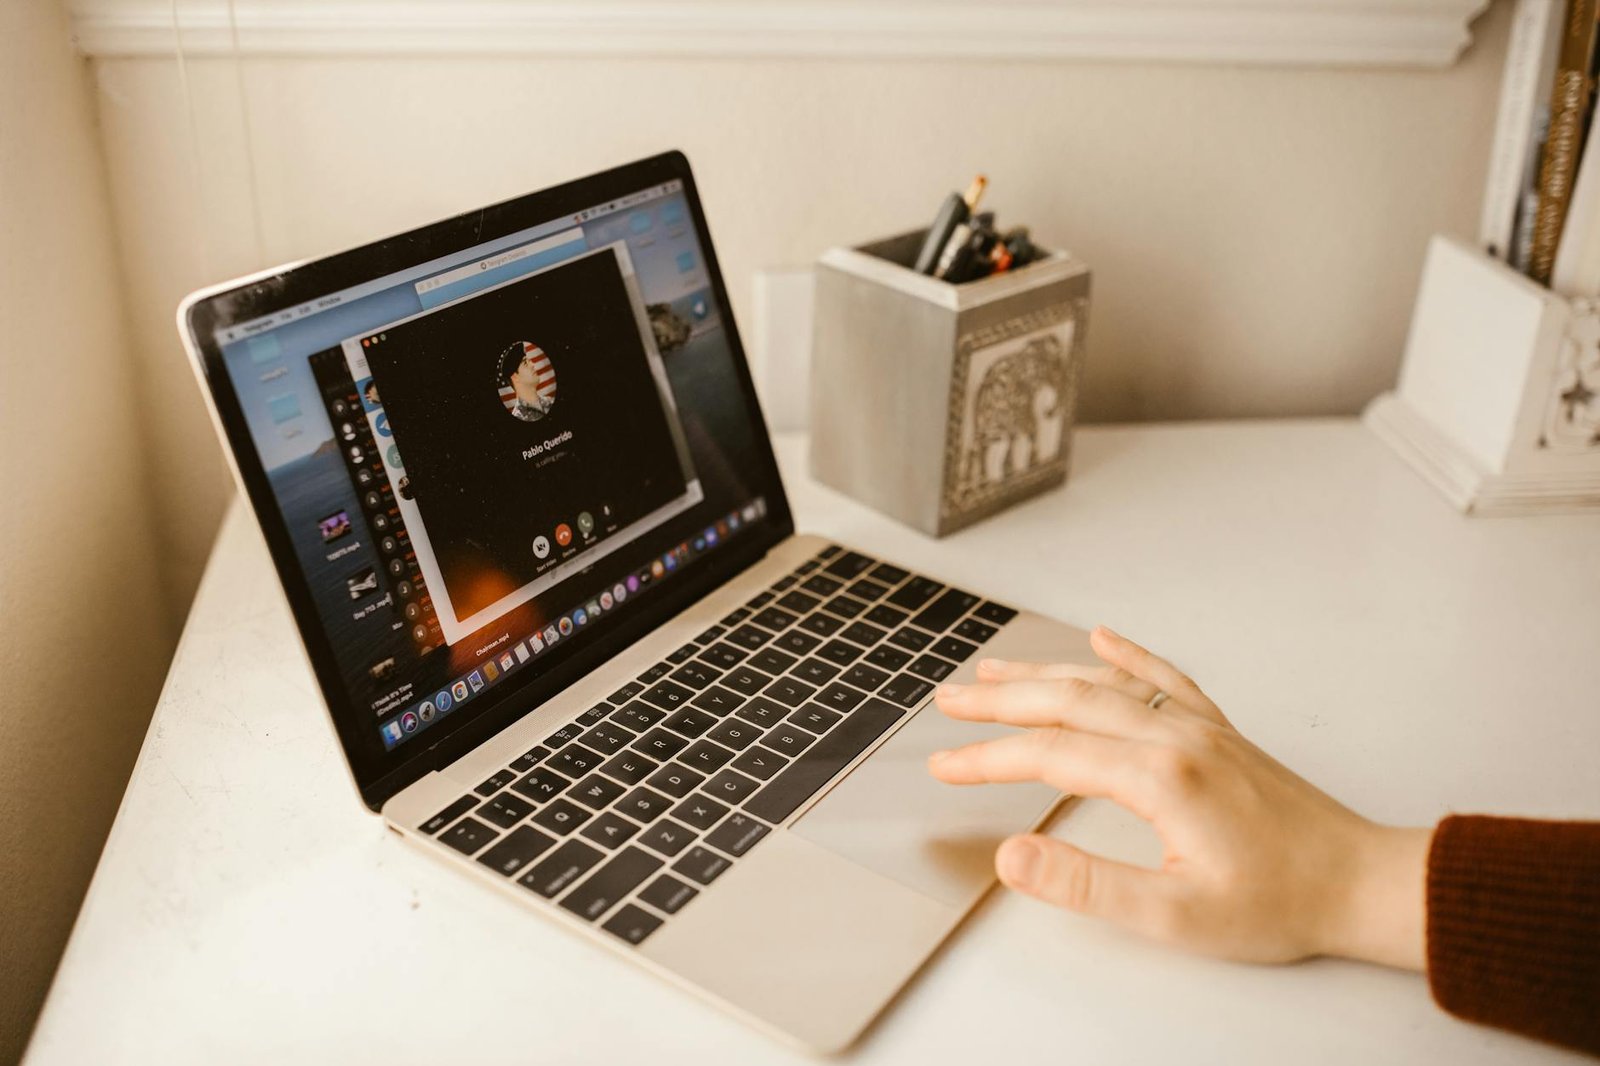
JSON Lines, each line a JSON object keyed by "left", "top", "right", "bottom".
{"left": 1427, "top": 814, "right": 1600, "bottom": 1056}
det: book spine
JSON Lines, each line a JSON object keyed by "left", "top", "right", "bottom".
{"left": 1482, "top": 0, "right": 1561, "bottom": 259}
{"left": 1528, "top": 0, "right": 1600, "bottom": 283}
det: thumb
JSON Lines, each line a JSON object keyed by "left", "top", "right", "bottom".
{"left": 996, "top": 834, "right": 1168, "bottom": 933}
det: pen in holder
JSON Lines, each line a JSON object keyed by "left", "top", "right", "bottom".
{"left": 809, "top": 229, "right": 1091, "bottom": 537}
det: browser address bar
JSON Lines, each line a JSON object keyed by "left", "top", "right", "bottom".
{"left": 415, "top": 228, "right": 586, "bottom": 295}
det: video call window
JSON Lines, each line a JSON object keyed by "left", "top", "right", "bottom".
{"left": 346, "top": 243, "right": 702, "bottom": 643}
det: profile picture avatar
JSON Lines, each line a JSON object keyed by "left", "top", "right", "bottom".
{"left": 497, "top": 340, "right": 557, "bottom": 423}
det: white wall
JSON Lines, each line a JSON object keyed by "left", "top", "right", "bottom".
{"left": 88, "top": 4, "right": 1509, "bottom": 629}
{"left": 0, "top": 1, "right": 173, "bottom": 1059}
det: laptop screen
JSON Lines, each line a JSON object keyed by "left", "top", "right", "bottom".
{"left": 185, "top": 154, "right": 791, "bottom": 805}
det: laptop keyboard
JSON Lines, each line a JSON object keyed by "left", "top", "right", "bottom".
{"left": 413, "top": 543, "right": 1019, "bottom": 947}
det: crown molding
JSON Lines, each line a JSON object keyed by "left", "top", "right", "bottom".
{"left": 69, "top": 1, "right": 1489, "bottom": 68}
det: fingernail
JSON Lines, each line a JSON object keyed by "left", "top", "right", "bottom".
{"left": 928, "top": 749, "right": 951, "bottom": 761}
{"left": 977, "top": 658, "right": 1005, "bottom": 671}
{"left": 1096, "top": 625, "right": 1122, "bottom": 641}
{"left": 935, "top": 684, "right": 962, "bottom": 700}
{"left": 997, "top": 837, "right": 1041, "bottom": 888}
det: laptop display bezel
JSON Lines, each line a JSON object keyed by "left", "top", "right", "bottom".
{"left": 181, "top": 150, "right": 795, "bottom": 811}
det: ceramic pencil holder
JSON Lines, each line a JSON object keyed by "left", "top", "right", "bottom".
{"left": 807, "top": 229, "right": 1091, "bottom": 538}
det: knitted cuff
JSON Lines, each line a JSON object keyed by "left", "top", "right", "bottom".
{"left": 1427, "top": 814, "right": 1600, "bottom": 1056}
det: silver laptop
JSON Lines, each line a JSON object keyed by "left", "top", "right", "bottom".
{"left": 179, "top": 151, "right": 1089, "bottom": 1052}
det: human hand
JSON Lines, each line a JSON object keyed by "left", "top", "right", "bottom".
{"left": 927, "top": 626, "right": 1429, "bottom": 969}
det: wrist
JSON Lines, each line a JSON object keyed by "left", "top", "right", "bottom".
{"left": 1319, "top": 821, "right": 1432, "bottom": 971}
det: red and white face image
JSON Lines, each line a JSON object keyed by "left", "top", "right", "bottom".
{"left": 500, "top": 341, "right": 557, "bottom": 422}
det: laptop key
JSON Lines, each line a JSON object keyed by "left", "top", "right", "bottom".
{"left": 637, "top": 662, "right": 672, "bottom": 684}
{"left": 704, "top": 768, "right": 760, "bottom": 804}
{"left": 846, "top": 578, "right": 890, "bottom": 602}
{"left": 736, "top": 696, "right": 788, "bottom": 730}
{"left": 577, "top": 704, "right": 610, "bottom": 727}
{"left": 792, "top": 657, "right": 841, "bottom": 686}
{"left": 751, "top": 606, "right": 797, "bottom": 632}
{"left": 749, "top": 647, "right": 798, "bottom": 675}
{"left": 772, "top": 575, "right": 798, "bottom": 592}
{"left": 602, "top": 903, "right": 665, "bottom": 946}
{"left": 794, "top": 559, "right": 820, "bottom": 575}
{"left": 724, "top": 625, "right": 773, "bottom": 651}
{"left": 695, "top": 624, "right": 727, "bottom": 644}
{"left": 840, "top": 620, "right": 889, "bottom": 648}
{"left": 661, "top": 706, "right": 718, "bottom": 739}
{"left": 974, "top": 601, "right": 1019, "bottom": 625}
{"left": 560, "top": 847, "right": 664, "bottom": 923}
{"left": 705, "top": 812, "right": 770, "bottom": 858}
{"left": 881, "top": 673, "right": 935, "bottom": 709}
{"left": 617, "top": 786, "right": 674, "bottom": 824}
{"left": 865, "top": 604, "right": 910, "bottom": 629}
{"left": 815, "top": 682, "right": 866, "bottom": 712}
{"left": 789, "top": 703, "right": 843, "bottom": 734}
{"left": 888, "top": 626, "right": 934, "bottom": 653}
{"left": 646, "top": 763, "right": 705, "bottom": 799}
{"left": 746, "top": 590, "right": 775, "bottom": 609}
{"left": 639, "top": 873, "right": 699, "bottom": 914}
{"left": 759, "top": 722, "right": 817, "bottom": 756}
{"left": 865, "top": 644, "right": 913, "bottom": 672}
{"left": 668, "top": 845, "right": 732, "bottom": 883}
{"left": 580, "top": 723, "right": 637, "bottom": 754}
{"left": 816, "top": 639, "right": 865, "bottom": 667}
{"left": 797, "top": 612, "right": 843, "bottom": 638}
{"left": 545, "top": 723, "right": 584, "bottom": 749}
{"left": 886, "top": 575, "right": 942, "bottom": 611}
{"left": 697, "top": 642, "right": 746, "bottom": 669}
{"left": 954, "top": 618, "right": 999, "bottom": 643}
{"left": 441, "top": 817, "right": 499, "bottom": 856}
{"left": 579, "top": 811, "right": 642, "bottom": 850}
{"left": 800, "top": 573, "right": 844, "bottom": 597}
{"left": 519, "top": 838, "right": 604, "bottom": 898}
{"left": 637, "top": 819, "right": 696, "bottom": 858}
{"left": 673, "top": 846, "right": 732, "bottom": 886}
{"left": 721, "top": 607, "right": 752, "bottom": 626}
{"left": 868, "top": 562, "right": 910, "bottom": 585}
{"left": 611, "top": 701, "right": 666, "bottom": 732}
{"left": 420, "top": 796, "right": 478, "bottom": 835}
{"left": 666, "top": 642, "right": 700, "bottom": 664}
{"left": 841, "top": 663, "right": 892, "bottom": 693}
{"left": 572, "top": 774, "right": 626, "bottom": 810}
{"left": 640, "top": 679, "right": 694, "bottom": 710}
{"left": 774, "top": 629, "right": 822, "bottom": 657}
{"left": 931, "top": 636, "right": 980, "bottom": 663}
{"left": 681, "top": 739, "right": 735, "bottom": 773}
{"left": 744, "top": 698, "right": 907, "bottom": 824}
{"left": 815, "top": 545, "right": 842, "bottom": 559}
{"left": 511, "top": 766, "right": 573, "bottom": 803}
{"left": 532, "top": 798, "right": 592, "bottom": 836}
{"left": 911, "top": 589, "right": 981, "bottom": 634}
{"left": 908, "top": 654, "right": 957, "bottom": 682}
{"left": 550, "top": 743, "right": 604, "bottom": 777}
{"left": 599, "top": 750, "right": 658, "bottom": 786}
{"left": 720, "top": 664, "right": 771, "bottom": 697}
{"left": 476, "top": 824, "right": 557, "bottom": 877}
{"left": 823, "top": 550, "right": 875, "bottom": 579}
{"left": 670, "top": 660, "right": 720, "bottom": 690}
{"left": 478, "top": 791, "right": 535, "bottom": 828}
{"left": 608, "top": 681, "right": 644, "bottom": 705}
{"left": 763, "top": 676, "right": 816, "bottom": 708}
{"left": 632, "top": 727, "right": 690, "bottom": 760}
{"left": 731, "top": 746, "right": 787, "bottom": 781}
{"left": 670, "top": 794, "right": 728, "bottom": 831}
{"left": 776, "top": 589, "right": 821, "bottom": 614}
{"left": 706, "top": 718, "right": 759, "bottom": 751}
{"left": 822, "top": 595, "right": 868, "bottom": 620}
{"left": 690, "top": 685, "right": 743, "bottom": 717}
{"left": 509, "top": 744, "right": 551, "bottom": 773}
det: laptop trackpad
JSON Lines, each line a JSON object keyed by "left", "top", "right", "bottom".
{"left": 790, "top": 705, "right": 1060, "bottom": 910}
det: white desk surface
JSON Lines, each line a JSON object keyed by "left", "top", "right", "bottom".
{"left": 26, "top": 420, "right": 1600, "bottom": 1065}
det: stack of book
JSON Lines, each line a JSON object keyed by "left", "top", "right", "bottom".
{"left": 1368, "top": 0, "right": 1600, "bottom": 517}
{"left": 1480, "top": 0, "right": 1600, "bottom": 294}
